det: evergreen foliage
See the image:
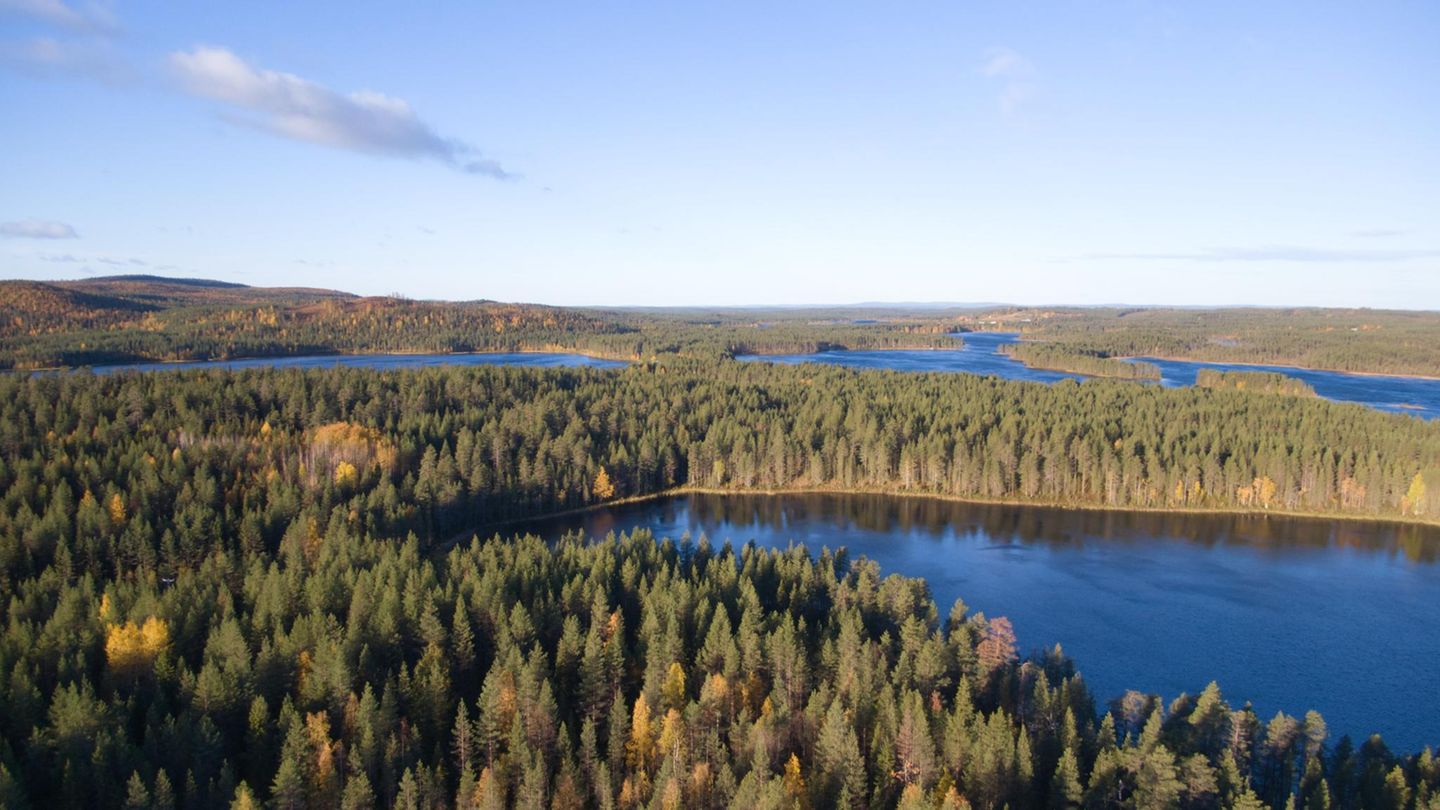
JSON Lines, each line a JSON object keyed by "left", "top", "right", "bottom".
{"left": 2, "top": 360, "right": 1439, "bottom": 807}
{"left": 1195, "top": 371, "right": 1317, "bottom": 398}
{"left": 999, "top": 343, "right": 1161, "bottom": 380}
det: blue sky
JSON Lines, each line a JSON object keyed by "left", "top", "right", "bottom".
{"left": 2, "top": 1, "right": 1437, "bottom": 307}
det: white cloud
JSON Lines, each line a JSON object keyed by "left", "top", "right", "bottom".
{"left": 980, "top": 47, "right": 1035, "bottom": 116}
{"left": 0, "top": 0, "right": 116, "bottom": 32}
{"left": 1, "top": 219, "right": 79, "bottom": 238}
{"left": 169, "top": 46, "right": 514, "bottom": 178}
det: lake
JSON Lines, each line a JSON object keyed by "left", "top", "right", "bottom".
{"left": 80, "top": 351, "right": 627, "bottom": 374}
{"left": 495, "top": 492, "right": 1440, "bottom": 752}
{"left": 741, "top": 332, "right": 1440, "bottom": 419}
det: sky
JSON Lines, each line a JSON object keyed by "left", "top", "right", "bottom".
{"left": 1, "top": 1, "right": 1438, "bottom": 308}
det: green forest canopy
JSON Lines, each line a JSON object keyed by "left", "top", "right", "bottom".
{"left": 1, "top": 362, "right": 1439, "bottom": 806}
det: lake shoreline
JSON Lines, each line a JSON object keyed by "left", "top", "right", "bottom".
{"left": 458, "top": 484, "right": 1440, "bottom": 545}
{"left": 477, "top": 486, "right": 1440, "bottom": 752}
{"left": 24, "top": 342, "right": 971, "bottom": 373}
{"left": 1112, "top": 352, "right": 1440, "bottom": 383}
{"left": 18, "top": 346, "right": 633, "bottom": 373}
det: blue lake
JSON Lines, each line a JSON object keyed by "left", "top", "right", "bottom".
{"left": 498, "top": 492, "right": 1440, "bottom": 753}
{"left": 79, "top": 352, "right": 626, "bottom": 374}
{"left": 741, "top": 332, "right": 1440, "bottom": 419}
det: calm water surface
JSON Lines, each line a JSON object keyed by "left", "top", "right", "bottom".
{"left": 742, "top": 332, "right": 1440, "bottom": 419}
{"left": 498, "top": 493, "right": 1440, "bottom": 752}
{"left": 81, "top": 352, "right": 626, "bottom": 374}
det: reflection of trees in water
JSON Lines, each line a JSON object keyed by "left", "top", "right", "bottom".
{"left": 505, "top": 492, "right": 1440, "bottom": 565}
{"left": 677, "top": 493, "right": 1440, "bottom": 563}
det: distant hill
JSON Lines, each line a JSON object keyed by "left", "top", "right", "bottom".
{"left": 0, "top": 275, "right": 624, "bottom": 369}
{"left": 49, "top": 275, "right": 354, "bottom": 307}
{"left": 78, "top": 273, "right": 250, "bottom": 288}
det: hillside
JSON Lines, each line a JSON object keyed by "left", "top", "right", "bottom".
{"left": 0, "top": 276, "right": 624, "bottom": 369}
{"left": 0, "top": 276, "right": 964, "bottom": 369}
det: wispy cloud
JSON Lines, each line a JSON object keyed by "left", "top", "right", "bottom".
{"left": 0, "top": 0, "right": 117, "bottom": 33}
{"left": 169, "top": 46, "right": 514, "bottom": 178}
{"left": 1, "top": 219, "right": 79, "bottom": 239}
{"left": 0, "top": 35, "right": 132, "bottom": 84}
{"left": 1351, "top": 228, "right": 1405, "bottom": 239}
{"left": 980, "top": 46, "right": 1035, "bottom": 116}
{"left": 1082, "top": 245, "right": 1440, "bottom": 263}
{"left": 40, "top": 252, "right": 159, "bottom": 267}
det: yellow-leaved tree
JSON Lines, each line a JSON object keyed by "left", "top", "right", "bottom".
{"left": 627, "top": 693, "right": 655, "bottom": 772}
{"left": 594, "top": 466, "right": 616, "bottom": 500}
{"left": 108, "top": 493, "right": 127, "bottom": 525}
{"left": 333, "top": 460, "right": 358, "bottom": 488}
{"left": 1406, "top": 473, "right": 1427, "bottom": 516}
{"left": 105, "top": 616, "right": 170, "bottom": 678}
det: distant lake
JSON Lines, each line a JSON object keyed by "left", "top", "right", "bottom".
{"left": 78, "top": 352, "right": 627, "bottom": 374}
{"left": 496, "top": 492, "right": 1440, "bottom": 752}
{"left": 740, "top": 332, "right": 1440, "bottom": 419}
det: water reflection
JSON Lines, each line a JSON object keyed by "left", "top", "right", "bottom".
{"left": 515, "top": 492, "right": 1440, "bottom": 565}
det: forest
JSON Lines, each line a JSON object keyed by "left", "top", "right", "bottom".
{"left": 0, "top": 278, "right": 954, "bottom": 369}
{"left": 1, "top": 361, "right": 1439, "bottom": 807}
{"left": 11, "top": 278, "right": 1440, "bottom": 382}
{"left": 996, "top": 344, "right": 1160, "bottom": 381}
{"left": 1194, "top": 372, "right": 1317, "bottom": 398}
{"left": 975, "top": 308, "right": 1440, "bottom": 378}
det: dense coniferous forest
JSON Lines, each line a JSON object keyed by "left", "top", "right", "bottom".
{"left": 1194, "top": 371, "right": 1317, "bottom": 398}
{"left": 997, "top": 344, "right": 1160, "bottom": 381}
{"left": 975, "top": 308, "right": 1440, "bottom": 377}
{"left": 4, "top": 298, "right": 1440, "bottom": 807}
{"left": 9, "top": 526, "right": 1440, "bottom": 810}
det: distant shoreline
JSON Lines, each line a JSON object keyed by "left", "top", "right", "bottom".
{"left": 15, "top": 346, "right": 634, "bottom": 373}
{"left": 451, "top": 484, "right": 1440, "bottom": 550}
{"left": 1112, "top": 353, "right": 1440, "bottom": 383}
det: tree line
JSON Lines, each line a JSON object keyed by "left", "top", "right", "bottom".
{"left": 997, "top": 344, "right": 1160, "bottom": 381}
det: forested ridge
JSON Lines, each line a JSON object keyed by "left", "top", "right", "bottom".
{"left": 0, "top": 278, "right": 954, "bottom": 369}
{"left": 3, "top": 361, "right": 1440, "bottom": 808}
{"left": 0, "top": 280, "right": 627, "bottom": 369}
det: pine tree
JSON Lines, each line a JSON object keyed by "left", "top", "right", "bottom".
{"left": 123, "top": 772, "right": 151, "bottom": 810}
{"left": 341, "top": 768, "right": 376, "bottom": 810}
{"left": 229, "top": 782, "right": 261, "bottom": 810}
{"left": 1050, "top": 747, "right": 1082, "bottom": 809}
